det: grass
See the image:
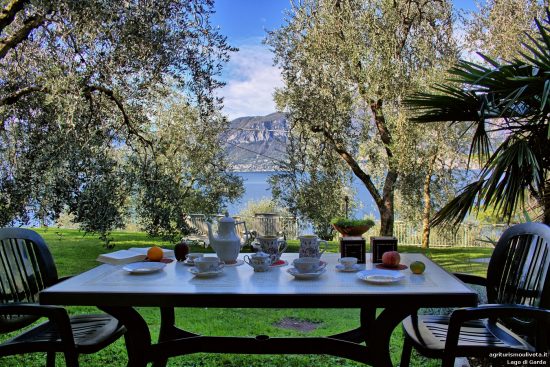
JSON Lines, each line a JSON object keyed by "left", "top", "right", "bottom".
{"left": 1, "top": 228, "right": 492, "bottom": 367}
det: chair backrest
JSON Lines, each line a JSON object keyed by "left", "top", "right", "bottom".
{"left": 0, "top": 228, "right": 58, "bottom": 332}
{"left": 486, "top": 222, "right": 550, "bottom": 334}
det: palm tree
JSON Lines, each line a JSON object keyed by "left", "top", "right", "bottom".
{"left": 405, "top": 11, "right": 550, "bottom": 226}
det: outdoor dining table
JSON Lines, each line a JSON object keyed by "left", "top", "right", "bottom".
{"left": 39, "top": 252, "right": 478, "bottom": 367}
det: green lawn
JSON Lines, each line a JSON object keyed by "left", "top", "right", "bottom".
{"left": 1, "top": 228, "right": 492, "bottom": 367}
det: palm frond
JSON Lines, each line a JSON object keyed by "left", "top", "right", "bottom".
{"left": 408, "top": 10, "right": 550, "bottom": 227}
{"left": 481, "top": 137, "right": 540, "bottom": 221}
{"left": 431, "top": 180, "right": 485, "bottom": 227}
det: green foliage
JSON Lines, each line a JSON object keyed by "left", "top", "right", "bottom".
{"left": 330, "top": 217, "right": 375, "bottom": 228}
{"left": 125, "top": 98, "right": 243, "bottom": 241}
{"left": 238, "top": 198, "right": 289, "bottom": 218}
{"left": 270, "top": 166, "right": 350, "bottom": 240}
{"left": 0, "top": 0, "right": 242, "bottom": 239}
{"left": 462, "top": 0, "right": 547, "bottom": 61}
{"left": 406, "top": 10, "right": 550, "bottom": 225}
{"left": 266, "top": 0, "right": 459, "bottom": 236}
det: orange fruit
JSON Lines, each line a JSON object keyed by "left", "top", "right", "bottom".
{"left": 147, "top": 246, "right": 163, "bottom": 262}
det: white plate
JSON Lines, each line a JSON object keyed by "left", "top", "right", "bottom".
{"left": 123, "top": 262, "right": 166, "bottom": 274}
{"left": 357, "top": 269, "right": 405, "bottom": 284}
{"left": 287, "top": 267, "right": 326, "bottom": 279}
{"left": 189, "top": 267, "right": 223, "bottom": 278}
{"left": 335, "top": 264, "right": 362, "bottom": 273}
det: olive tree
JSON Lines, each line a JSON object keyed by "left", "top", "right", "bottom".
{"left": 0, "top": 0, "right": 240, "bottom": 239}
{"left": 269, "top": 134, "right": 353, "bottom": 240}
{"left": 126, "top": 97, "right": 243, "bottom": 241}
{"left": 267, "top": 0, "right": 457, "bottom": 236}
{"left": 462, "top": 0, "right": 547, "bottom": 61}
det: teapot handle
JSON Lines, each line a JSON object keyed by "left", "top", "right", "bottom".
{"left": 319, "top": 240, "right": 328, "bottom": 256}
{"left": 277, "top": 239, "right": 288, "bottom": 255}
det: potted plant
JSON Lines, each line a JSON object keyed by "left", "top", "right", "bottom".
{"left": 331, "top": 217, "right": 375, "bottom": 237}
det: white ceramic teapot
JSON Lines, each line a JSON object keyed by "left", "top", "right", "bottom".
{"left": 206, "top": 213, "right": 241, "bottom": 264}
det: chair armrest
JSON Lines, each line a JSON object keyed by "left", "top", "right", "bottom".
{"left": 445, "top": 304, "right": 550, "bottom": 352}
{"left": 452, "top": 273, "right": 487, "bottom": 287}
{"left": 451, "top": 304, "right": 550, "bottom": 323}
{"left": 0, "top": 304, "right": 75, "bottom": 346}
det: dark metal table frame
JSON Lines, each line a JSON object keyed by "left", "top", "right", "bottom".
{"left": 68, "top": 292, "right": 476, "bottom": 367}
{"left": 39, "top": 255, "right": 478, "bottom": 367}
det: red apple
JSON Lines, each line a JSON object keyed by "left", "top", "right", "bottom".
{"left": 382, "top": 251, "right": 400, "bottom": 267}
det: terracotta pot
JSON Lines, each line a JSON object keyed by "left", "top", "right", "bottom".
{"left": 332, "top": 224, "right": 373, "bottom": 237}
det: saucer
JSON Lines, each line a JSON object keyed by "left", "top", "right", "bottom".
{"left": 223, "top": 259, "right": 244, "bottom": 267}
{"left": 123, "top": 262, "right": 166, "bottom": 274}
{"left": 335, "top": 264, "right": 362, "bottom": 272}
{"left": 287, "top": 267, "right": 326, "bottom": 279}
{"left": 189, "top": 267, "right": 223, "bottom": 278}
{"left": 182, "top": 259, "right": 196, "bottom": 266}
{"left": 357, "top": 269, "right": 405, "bottom": 284}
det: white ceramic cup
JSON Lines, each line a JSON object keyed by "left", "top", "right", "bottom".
{"left": 293, "top": 257, "right": 326, "bottom": 273}
{"left": 194, "top": 257, "right": 224, "bottom": 273}
{"left": 338, "top": 257, "right": 358, "bottom": 269}
{"left": 185, "top": 253, "right": 203, "bottom": 264}
{"left": 298, "top": 235, "right": 328, "bottom": 258}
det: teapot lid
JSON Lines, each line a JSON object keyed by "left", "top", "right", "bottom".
{"left": 253, "top": 251, "right": 270, "bottom": 258}
{"left": 218, "top": 212, "right": 235, "bottom": 224}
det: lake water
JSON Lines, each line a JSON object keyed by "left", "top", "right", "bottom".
{"left": 227, "top": 172, "right": 378, "bottom": 219}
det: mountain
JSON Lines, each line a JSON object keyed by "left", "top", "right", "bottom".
{"left": 223, "top": 112, "right": 288, "bottom": 172}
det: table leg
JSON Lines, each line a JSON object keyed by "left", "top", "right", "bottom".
{"left": 367, "top": 308, "right": 415, "bottom": 367}
{"left": 361, "top": 307, "right": 376, "bottom": 344}
{"left": 99, "top": 306, "right": 151, "bottom": 367}
{"left": 100, "top": 305, "right": 412, "bottom": 367}
{"left": 151, "top": 307, "right": 174, "bottom": 367}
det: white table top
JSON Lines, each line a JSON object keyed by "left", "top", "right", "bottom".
{"left": 40, "top": 253, "right": 477, "bottom": 308}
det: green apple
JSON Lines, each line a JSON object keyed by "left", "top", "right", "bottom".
{"left": 410, "top": 261, "right": 426, "bottom": 274}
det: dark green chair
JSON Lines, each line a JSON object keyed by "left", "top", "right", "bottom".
{"left": 0, "top": 228, "right": 126, "bottom": 367}
{"left": 400, "top": 222, "right": 550, "bottom": 367}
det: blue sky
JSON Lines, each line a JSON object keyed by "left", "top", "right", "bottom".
{"left": 212, "top": 0, "right": 478, "bottom": 119}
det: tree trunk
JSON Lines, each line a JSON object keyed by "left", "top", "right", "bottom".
{"left": 324, "top": 98, "right": 397, "bottom": 236}
{"left": 422, "top": 154, "right": 437, "bottom": 248}
{"left": 379, "top": 191, "right": 395, "bottom": 236}
{"left": 421, "top": 172, "right": 432, "bottom": 249}
{"left": 379, "top": 170, "right": 397, "bottom": 236}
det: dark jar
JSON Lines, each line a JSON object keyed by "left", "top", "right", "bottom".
{"left": 174, "top": 240, "right": 190, "bottom": 261}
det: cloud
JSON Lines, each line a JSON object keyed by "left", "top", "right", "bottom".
{"left": 219, "top": 43, "right": 283, "bottom": 120}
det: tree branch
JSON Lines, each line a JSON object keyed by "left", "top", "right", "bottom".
{"left": 319, "top": 128, "right": 383, "bottom": 207}
{"left": 0, "top": 0, "right": 29, "bottom": 32}
{"left": 0, "top": 85, "right": 47, "bottom": 106}
{"left": 85, "top": 85, "right": 152, "bottom": 148}
{"left": 369, "top": 98, "right": 394, "bottom": 159}
{"left": 0, "top": 13, "right": 45, "bottom": 60}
